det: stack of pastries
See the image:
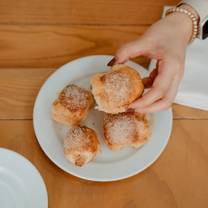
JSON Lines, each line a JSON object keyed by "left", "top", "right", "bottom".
{"left": 52, "top": 64, "right": 151, "bottom": 167}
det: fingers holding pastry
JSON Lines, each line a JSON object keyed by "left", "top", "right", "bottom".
{"left": 91, "top": 64, "right": 144, "bottom": 114}
{"left": 129, "top": 57, "right": 182, "bottom": 112}
{"left": 135, "top": 75, "right": 181, "bottom": 113}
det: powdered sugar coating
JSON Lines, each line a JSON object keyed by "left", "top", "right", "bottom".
{"left": 106, "top": 115, "right": 136, "bottom": 144}
{"left": 104, "top": 72, "right": 130, "bottom": 102}
{"left": 64, "top": 126, "right": 90, "bottom": 150}
{"left": 60, "top": 84, "right": 90, "bottom": 111}
{"left": 64, "top": 125, "right": 100, "bottom": 166}
{"left": 103, "top": 112, "right": 151, "bottom": 149}
{"left": 90, "top": 65, "right": 144, "bottom": 114}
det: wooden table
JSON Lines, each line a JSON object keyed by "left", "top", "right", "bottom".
{"left": 0, "top": 0, "right": 208, "bottom": 207}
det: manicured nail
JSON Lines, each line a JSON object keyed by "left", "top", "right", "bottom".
{"left": 126, "top": 108, "right": 135, "bottom": 113}
{"left": 142, "top": 77, "right": 153, "bottom": 89}
{"left": 149, "top": 68, "right": 158, "bottom": 80}
{"left": 107, "top": 57, "right": 117, "bottom": 66}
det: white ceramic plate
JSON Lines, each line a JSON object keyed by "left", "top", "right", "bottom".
{"left": 0, "top": 148, "right": 48, "bottom": 208}
{"left": 33, "top": 55, "right": 172, "bottom": 182}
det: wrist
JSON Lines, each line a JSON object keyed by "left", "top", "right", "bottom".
{"left": 165, "top": 4, "right": 200, "bottom": 44}
{"left": 165, "top": 11, "right": 193, "bottom": 45}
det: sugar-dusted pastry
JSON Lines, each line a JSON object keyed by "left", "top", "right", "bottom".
{"left": 103, "top": 112, "right": 151, "bottom": 150}
{"left": 52, "top": 84, "right": 94, "bottom": 125}
{"left": 64, "top": 125, "right": 100, "bottom": 166}
{"left": 90, "top": 64, "right": 144, "bottom": 114}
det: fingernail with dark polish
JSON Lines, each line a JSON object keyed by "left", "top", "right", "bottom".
{"left": 126, "top": 108, "right": 135, "bottom": 113}
{"left": 107, "top": 57, "right": 117, "bottom": 66}
{"left": 142, "top": 77, "right": 153, "bottom": 89}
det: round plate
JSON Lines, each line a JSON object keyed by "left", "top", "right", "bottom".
{"left": 0, "top": 148, "right": 48, "bottom": 208}
{"left": 33, "top": 55, "right": 172, "bottom": 182}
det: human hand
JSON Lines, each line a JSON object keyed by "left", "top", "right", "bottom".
{"left": 108, "top": 9, "right": 195, "bottom": 113}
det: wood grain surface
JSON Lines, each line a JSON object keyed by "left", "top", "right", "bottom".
{"left": 0, "top": 0, "right": 207, "bottom": 208}
{"left": 0, "top": 25, "right": 149, "bottom": 68}
{"left": 0, "top": 0, "right": 178, "bottom": 25}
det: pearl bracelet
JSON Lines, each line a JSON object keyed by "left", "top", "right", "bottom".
{"left": 165, "top": 7, "right": 199, "bottom": 42}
